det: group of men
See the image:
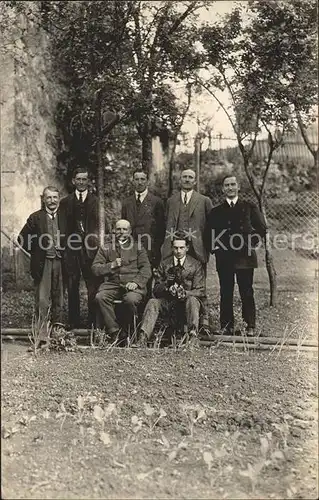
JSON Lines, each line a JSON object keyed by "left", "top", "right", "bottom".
{"left": 18, "top": 166, "right": 267, "bottom": 348}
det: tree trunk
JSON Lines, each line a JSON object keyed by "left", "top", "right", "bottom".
{"left": 259, "top": 202, "right": 277, "bottom": 306}
{"left": 141, "top": 128, "right": 153, "bottom": 176}
{"left": 95, "top": 104, "right": 105, "bottom": 246}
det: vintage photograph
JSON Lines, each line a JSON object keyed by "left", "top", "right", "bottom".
{"left": 1, "top": 1, "right": 318, "bottom": 498}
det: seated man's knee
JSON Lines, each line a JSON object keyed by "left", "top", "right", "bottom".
{"left": 95, "top": 290, "right": 113, "bottom": 304}
{"left": 186, "top": 295, "right": 199, "bottom": 307}
{"left": 95, "top": 291, "right": 104, "bottom": 304}
{"left": 146, "top": 297, "right": 160, "bottom": 308}
{"left": 123, "top": 291, "right": 142, "bottom": 307}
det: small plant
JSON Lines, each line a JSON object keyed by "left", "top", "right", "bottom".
{"left": 29, "top": 310, "right": 51, "bottom": 355}
{"left": 143, "top": 403, "right": 167, "bottom": 431}
{"left": 50, "top": 326, "right": 77, "bottom": 352}
{"left": 182, "top": 405, "right": 206, "bottom": 438}
{"left": 239, "top": 433, "right": 285, "bottom": 493}
{"left": 153, "top": 325, "right": 166, "bottom": 349}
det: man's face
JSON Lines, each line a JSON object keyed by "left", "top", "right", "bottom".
{"left": 115, "top": 221, "right": 131, "bottom": 242}
{"left": 72, "top": 172, "right": 89, "bottom": 192}
{"left": 222, "top": 176, "right": 239, "bottom": 199}
{"left": 172, "top": 239, "right": 188, "bottom": 259}
{"left": 43, "top": 190, "right": 60, "bottom": 212}
{"left": 180, "top": 170, "right": 196, "bottom": 191}
{"left": 133, "top": 172, "right": 148, "bottom": 193}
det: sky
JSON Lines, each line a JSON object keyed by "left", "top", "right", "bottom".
{"left": 174, "top": 1, "right": 248, "bottom": 152}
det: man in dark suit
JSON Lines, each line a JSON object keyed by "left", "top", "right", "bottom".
{"left": 205, "top": 175, "right": 267, "bottom": 335}
{"left": 138, "top": 231, "right": 206, "bottom": 346}
{"left": 59, "top": 167, "right": 103, "bottom": 329}
{"left": 121, "top": 169, "right": 165, "bottom": 270}
{"left": 91, "top": 219, "right": 151, "bottom": 345}
{"left": 18, "top": 186, "right": 67, "bottom": 346}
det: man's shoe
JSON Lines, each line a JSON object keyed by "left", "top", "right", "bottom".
{"left": 188, "top": 329, "right": 200, "bottom": 348}
{"left": 135, "top": 330, "right": 148, "bottom": 348}
{"left": 246, "top": 327, "right": 255, "bottom": 337}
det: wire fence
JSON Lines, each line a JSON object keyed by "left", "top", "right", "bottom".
{"left": 207, "top": 132, "right": 318, "bottom": 293}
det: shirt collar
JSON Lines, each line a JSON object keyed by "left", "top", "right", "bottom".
{"left": 181, "top": 190, "right": 193, "bottom": 202}
{"left": 75, "top": 189, "right": 88, "bottom": 201}
{"left": 226, "top": 196, "right": 238, "bottom": 206}
{"left": 118, "top": 237, "right": 131, "bottom": 247}
{"left": 174, "top": 255, "right": 186, "bottom": 266}
{"left": 46, "top": 209, "right": 58, "bottom": 218}
{"left": 135, "top": 188, "right": 148, "bottom": 201}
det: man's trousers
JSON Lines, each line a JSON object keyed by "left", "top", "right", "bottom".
{"left": 140, "top": 296, "right": 201, "bottom": 339}
{"left": 217, "top": 267, "right": 255, "bottom": 331}
{"left": 95, "top": 283, "right": 144, "bottom": 335}
{"left": 66, "top": 249, "right": 98, "bottom": 328}
{"left": 35, "top": 257, "right": 64, "bottom": 340}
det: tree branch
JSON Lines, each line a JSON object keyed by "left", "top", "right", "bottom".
{"left": 296, "top": 110, "right": 317, "bottom": 161}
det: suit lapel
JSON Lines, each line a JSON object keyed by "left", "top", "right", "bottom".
{"left": 188, "top": 191, "right": 200, "bottom": 217}
{"left": 128, "top": 195, "right": 137, "bottom": 221}
{"left": 137, "top": 192, "right": 152, "bottom": 220}
{"left": 182, "top": 255, "right": 192, "bottom": 277}
{"left": 38, "top": 210, "right": 48, "bottom": 234}
{"left": 171, "top": 192, "right": 181, "bottom": 224}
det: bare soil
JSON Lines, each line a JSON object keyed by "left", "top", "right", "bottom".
{"left": 1, "top": 343, "right": 318, "bottom": 500}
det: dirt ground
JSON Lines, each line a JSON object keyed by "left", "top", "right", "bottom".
{"left": 1, "top": 342, "right": 318, "bottom": 500}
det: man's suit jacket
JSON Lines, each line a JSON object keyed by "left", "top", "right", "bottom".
{"left": 91, "top": 240, "right": 151, "bottom": 295}
{"left": 59, "top": 192, "right": 101, "bottom": 262}
{"left": 121, "top": 192, "right": 165, "bottom": 268}
{"left": 161, "top": 191, "right": 213, "bottom": 264}
{"left": 18, "top": 209, "right": 67, "bottom": 284}
{"left": 205, "top": 199, "right": 267, "bottom": 270}
{"left": 153, "top": 255, "right": 205, "bottom": 299}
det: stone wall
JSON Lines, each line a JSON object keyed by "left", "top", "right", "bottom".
{"left": 0, "top": 2, "right": 64, "bottom": 244}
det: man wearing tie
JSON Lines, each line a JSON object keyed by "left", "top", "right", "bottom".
{"left": 138, "top": 231, "right": 206, "bottom": 346}
{"left": 161, "top": 169, "right": 212, "bottom": 266}
{"left": 60, "top": 167, "right": 103, "bottom": 329}
{"left": 92, "top": 219, "right": 151, "bottom": 345}
{"left": 161, "top": 169, "right": 212, "bottom": 333}
{"left": 205, "top": 175, "right": 266, "bottom": 335}
{"left": 18, "top": 186, "right": 67, "bottom": 346}
{"left": 121, "top": 169, "right": 165, "bottom": 270}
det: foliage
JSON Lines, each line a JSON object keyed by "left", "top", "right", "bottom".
{"left": 199, "top": 0, "right": 318, "bottom": 197}
{"left": 50, "top": 327, "right": 77, "bottom": 352}
{"left": 21, "top": 0, "right": 207, "bottom": 182}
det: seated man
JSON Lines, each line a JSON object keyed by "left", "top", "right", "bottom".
{"left": 138, "top": 231, "right": 206, "bottom": 346}
{"left": 91, "top": 219, "right": 151, "bottom": 344}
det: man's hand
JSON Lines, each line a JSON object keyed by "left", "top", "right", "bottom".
{"left": 126, "top": 282, "right": 138, "bottom": 291}
{"left": 111, "top": 257, "right": 121, "bottom": 269}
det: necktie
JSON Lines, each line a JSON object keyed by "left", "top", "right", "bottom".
{"left": 177, "top": 258, "right": 182, "bottom": 268}
{"left": 136, "top": 194, "right": 141, "bottom": 206}
{"left": 51, "top": 213, "right": 55, "bottom": 220}
{"left": 79, "top": 192, "right": 83, "bottom": 203}
{"left": 184, "top": 193, "right": 188, "bottom": 205}
{"left": 230, "top": 201, "right": 234, "bottom": 208}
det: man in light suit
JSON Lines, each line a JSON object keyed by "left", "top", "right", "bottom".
{"left": 161, "top": 169, "right": 213, "bottom": 267}
{"left": 161, "top": 169, "right": 213, "bottom": 331}
{"left": 91, "top": 219, "right": 151, "bottom": 345}
{"left": 121, "top": 169, "right": 165, "bottom": 270}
